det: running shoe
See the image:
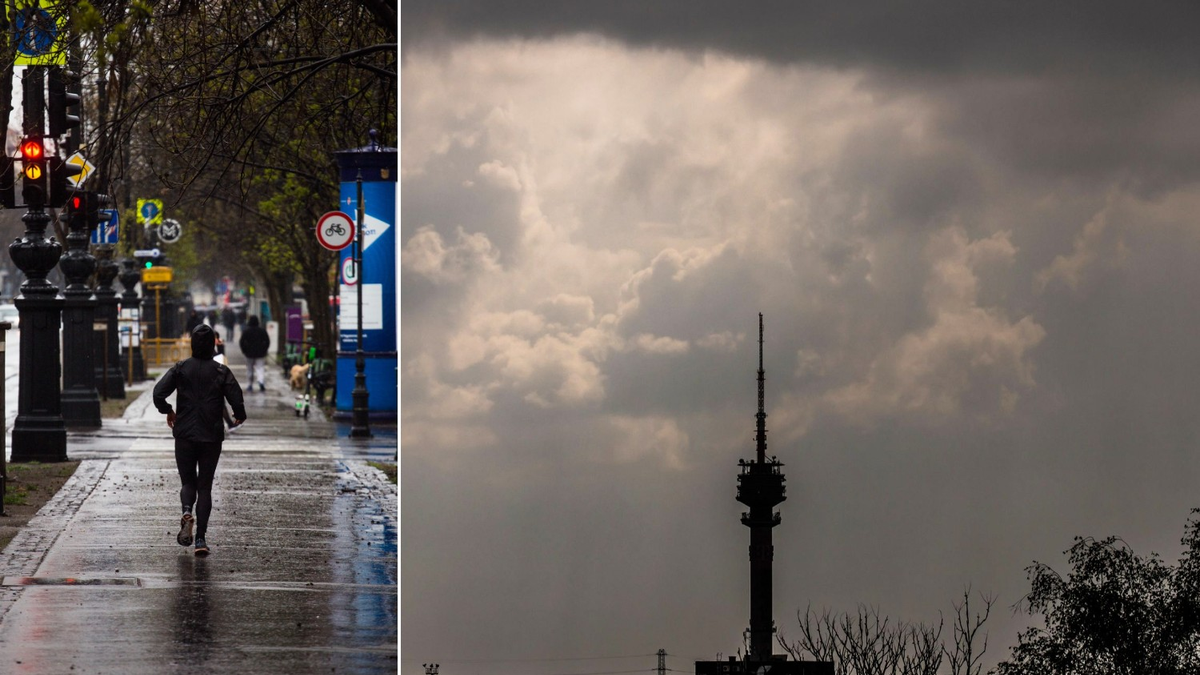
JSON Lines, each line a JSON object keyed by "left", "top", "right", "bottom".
{"left": 176, "top": 513, "right": 194, "bottom": 546}
{"left": 194, "top": 537, "right": 209, "bottom": 556}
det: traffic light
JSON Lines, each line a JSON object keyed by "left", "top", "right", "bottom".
{"left": 19, "top": 136, "right": 46, "bottom": 205}
{"left": 63, "top": 191, "right": 97, "bottom": 229}
{"left": 45, "top": 67, "right": 84, "bottom": 207}
{"left": 49, "top": 156, "right": 84, "bottom": 207}
{"left": 48, "top": 68, "right": 80, "bottom": 138}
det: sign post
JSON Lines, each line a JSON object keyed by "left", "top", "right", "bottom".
{"left": 65, "top": 151, "right": 94, "bottom": 187}
{"left": 136, "top": 199, "right": 163, "bottom": 226}
{"left": 316, "top": 211, "right": 354, "bottom": 251}
{"left": 89, "top": 209, "right": 119, "bottom": 245}
{"left": 159, "top": 218, "right": 182, "bottom": 244}
{"left": 349, "top": 176, "right": 370, "bottom": 438}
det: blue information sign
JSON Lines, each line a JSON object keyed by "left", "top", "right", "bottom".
{"left": 89, "top": 209, "right": 120, "bottom": 245}
{"left": 334, "top": 149, "right": 397, "bottom": 415}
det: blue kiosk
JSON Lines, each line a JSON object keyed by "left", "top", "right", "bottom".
{"left": 334, "top": 133, "right": 397, "bottom": 419}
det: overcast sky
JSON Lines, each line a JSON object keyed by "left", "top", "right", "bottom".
{"left": 400, "top": 4, "right": 1200, "bottom": 673}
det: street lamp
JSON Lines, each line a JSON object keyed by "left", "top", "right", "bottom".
{"left": 350, "top": 169, "right": 371, "bottom": 438}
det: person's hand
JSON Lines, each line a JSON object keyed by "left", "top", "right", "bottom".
{"left": 232, "top": 418, "right": 245, "bottom": 427}
{"left": 167, "top": 411, "right": 176, "bottom": 428}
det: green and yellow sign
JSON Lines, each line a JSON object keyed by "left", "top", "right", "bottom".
{"left": 10, "top": 0, "right": 66, "bottom": 66}
{"left": 136, "top": 198, "right": 163, "bottom": 226}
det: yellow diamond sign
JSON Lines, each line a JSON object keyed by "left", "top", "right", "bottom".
{"left": 65, "top": 152, "right": 94, "bottom": 187}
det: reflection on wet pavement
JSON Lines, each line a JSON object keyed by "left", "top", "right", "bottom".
{"left": 0, "top": 332, "right": 398, "bottom": 673}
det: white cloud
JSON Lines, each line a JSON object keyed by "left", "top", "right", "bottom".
{"left": 632, "top": 334, "right": 690, "bottom": 354}
{"left": 826, "top": 228, "right": 1045, "bottom": 424}
{"left": 697, "top": 331, "right": 743, "bottom": 352}
{"left": 1035, "top": 196, "right": 1129, "bottom": 294}
{"left": 536, "top": 294, "right": 596, "bottom": 328}
{"left": 401, "top": 225, "right": 501, "bottom": 283}
{"left": 478, "top": 159, "right": 523, "bottom": 191}
{"left": 608, "top": 415, "right": 691, "bottom": 468}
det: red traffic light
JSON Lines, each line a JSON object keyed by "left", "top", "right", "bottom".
{"left": 71, "top": 196, "right": 80, "bottom": 209}
{"left": 19, "top": 138, "right": 43, "bottom": 161}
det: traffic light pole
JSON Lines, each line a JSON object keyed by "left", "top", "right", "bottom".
{"left": 59, "top": 198, "right": 101, "bottom": 428}
{"left": 118, "top": 259, "right": 146, "bottom": 382}
{"left": 9, "top": 66, "right": 67, "bottom": 461}
{"left": 94, "top": 249, "right": 125, "bottom": 399}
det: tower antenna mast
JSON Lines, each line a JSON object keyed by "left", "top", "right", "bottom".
{"left": 756, "top": 313, "right": 766, "bottom": 462}
{"left": 737, "top": 313, "right": 787, "bottom": 663}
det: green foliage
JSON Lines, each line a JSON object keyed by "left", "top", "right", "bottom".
{"left": 69, "top": 0, "right": 393, "bottom": 364}
{"left": 72, "top": 1, "right": 103, "bottom": 33}
{"left": 996, "top": 511, "right": 1200, "bottom": 674}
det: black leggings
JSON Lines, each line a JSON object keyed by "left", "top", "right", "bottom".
{"left": 175, "top": 439, "right": 223, "bottom": 538}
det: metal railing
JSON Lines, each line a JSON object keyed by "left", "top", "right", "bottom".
{"left": 142, "top": 336, "right": 191, "bottom": 366}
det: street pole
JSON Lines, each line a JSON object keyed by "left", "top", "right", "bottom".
{"left": 118, "top": 258, "right": 146, "bottom": 382}
{"left": 155, "top": 286, "right": 162, "bottom": 366}
{"left": 93, "top": 244, "right": 125, "bottom": 398}
{"left": 60, "top": 195, "right": 101, "bottom": 427}
{"left": 350, "top": 169, "right": 371, "bottom": 438}
{"left": 9, "top": 66, "right": 66, "bottom": 461}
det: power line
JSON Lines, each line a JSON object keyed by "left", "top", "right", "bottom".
{"left": 405, "top": 653, "right": 658, "bottom": 664}
{"left": 548, "top": 669, "right": 653, "bottom": 675}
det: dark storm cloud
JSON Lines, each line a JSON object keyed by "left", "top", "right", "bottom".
{"left": 404, "top": 1, "right": 1200, "bottom": 79}
{"left": 405, "top": 1, "right": 1200, "bottom": 199}
{"left": 399, "top": 20, "right": 1200, "bottom": 674}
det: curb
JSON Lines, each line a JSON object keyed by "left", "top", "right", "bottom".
{"left": 0, "top": 459, "right": 109, "bottom": 622}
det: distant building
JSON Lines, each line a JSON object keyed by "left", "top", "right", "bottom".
{"left": 695, "top": 315, "right": 833, "bottom": 675}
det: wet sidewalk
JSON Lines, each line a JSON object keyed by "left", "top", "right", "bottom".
{"left": 0, "top": 335, "right": 398, "bottom": 674}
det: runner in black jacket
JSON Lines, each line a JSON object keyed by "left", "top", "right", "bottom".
{"left": 153, "top": 324, "right": 246, "bottom": 555}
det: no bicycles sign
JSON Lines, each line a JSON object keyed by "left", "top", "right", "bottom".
{"left": 316, "top": 211, "right": 355, "bottom": 251}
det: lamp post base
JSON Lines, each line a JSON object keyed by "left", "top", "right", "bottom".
{"left": 10, "top": 417, "right": 67, "bottom": 462}
{"left": 60, "top": 391, "right": 101, "bottom": 428}
{"left": 350, "top": 369, "right": 371, "bottom": 438}
{"left": 11, "top": 294, "right": 66, "bottom": 463}
{"left": 61, "top": 295, "right": 101, "bottom": 427}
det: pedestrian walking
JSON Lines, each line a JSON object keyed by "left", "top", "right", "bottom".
{"left": 220, "top": 306, "right": 236, "bottom": 342}
{"left": 153, "top": 324, "right": 246, "bottom": 556}
{"left": 238, "top": 315, "right": 271, "bottom": 392}
{"left": 184, "top": 309, "right": 203, "bottom": 335}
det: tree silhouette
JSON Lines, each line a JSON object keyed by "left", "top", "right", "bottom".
{"left": 996, "top": 510, "right": 1200, "bottom": 675}
{"left": 781, "top": 588, "right": 993, "bottom": 675}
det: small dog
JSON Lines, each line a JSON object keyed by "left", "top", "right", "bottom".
{"left": 289, "top": 363, "right": 311, "bottom": 390}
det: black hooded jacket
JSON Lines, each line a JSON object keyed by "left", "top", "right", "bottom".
{"left": 238, "top": 315, "right": 271, "bottom": 358}
{"left": 153, "top": 324, "right": 247, "bottom": 442}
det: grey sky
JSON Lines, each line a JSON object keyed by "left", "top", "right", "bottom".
{"left": 401, "top": 5, "right": 1200, "bottom": 673}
